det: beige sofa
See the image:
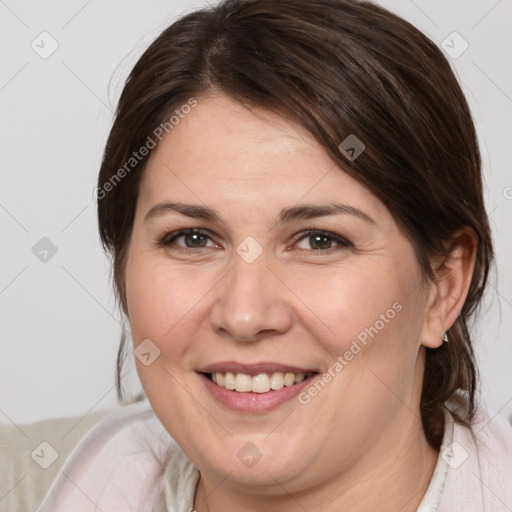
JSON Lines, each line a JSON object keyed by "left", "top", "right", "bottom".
{"left": 0, "top": 407, "right": 117, "bottom": 512}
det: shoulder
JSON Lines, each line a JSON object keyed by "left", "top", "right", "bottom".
{"left": 36, "top": 400, "right": 180, "bottom": 512}
{"left": 0, "top": 407, "right": 114, "bottom": 512}
{"left": 439, "top": 405, "right": 512, "bottom": 511}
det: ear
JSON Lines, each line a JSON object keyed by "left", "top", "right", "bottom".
{"left": 420, "top": 227, "right": 477, "bottom": 349}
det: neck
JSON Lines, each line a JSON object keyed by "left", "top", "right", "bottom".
{"left": 193, "top": 413, "right": 440, "bottom": 512}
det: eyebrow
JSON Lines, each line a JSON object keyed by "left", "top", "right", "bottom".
{"left": 144, "top": 202, "right": 223, "bottom": 224}
{"left": 143, "top": 201, "right": 375, "bottom": 225}
{"left": 279, "top": 203, "right": 375, "bottom": 225}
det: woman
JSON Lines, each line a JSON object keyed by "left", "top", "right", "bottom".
{"left": 37, "top": 0, "right": 512, "bottom": 510}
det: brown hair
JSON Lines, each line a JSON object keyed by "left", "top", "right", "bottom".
{"left": 97, "top": 0, "right": 493, "bottom": 450}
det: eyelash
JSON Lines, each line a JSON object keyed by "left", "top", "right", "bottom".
{"left": 158, "top": 228, "right": 352, "bottom": 253}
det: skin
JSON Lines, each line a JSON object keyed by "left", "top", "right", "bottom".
{"left": 125, "top": 93, "right": 476, "bottom": 511}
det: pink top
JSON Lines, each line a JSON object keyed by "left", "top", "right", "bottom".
{"left": 35, "top": 400, "right": 512, "bottom": 511}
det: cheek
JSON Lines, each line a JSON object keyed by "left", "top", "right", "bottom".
{"left": 288, "top": 261, "right": 414, "bottom": 355}
{"left": 124, "top": 256, "right": 207, "bottom": 409}
{"left": 288, "top": 258, "right": 426, "bottom": 417}
{"left": 287, "top": 265, "right": 424, "bottom": 437}
{"left": 125, "top": 253, "right": 226, "bottom": 374}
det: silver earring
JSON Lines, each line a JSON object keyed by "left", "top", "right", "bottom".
{"left": 442, "top": 332, "right": 449, "bottom": 343}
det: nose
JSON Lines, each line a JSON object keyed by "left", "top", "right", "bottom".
{"left": 209, "top": 249, "right": 292, "bottom": 342}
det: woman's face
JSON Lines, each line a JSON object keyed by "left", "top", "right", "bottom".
{"left": 125, "top": 93, "right": 434, "bottom": 492}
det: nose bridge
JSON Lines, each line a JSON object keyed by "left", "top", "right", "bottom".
{"left": 210, "top": 247, "right": 291, "bottom": 341}
{"left": 229, "top": 248, "right": 270, "bottom": 302}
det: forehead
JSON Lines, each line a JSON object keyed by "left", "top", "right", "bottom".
{"left": 138, "top": 94, "right": 388, "bottom": 222}
{"left": 142, "top": 94, "right": 325, "bottom": 181}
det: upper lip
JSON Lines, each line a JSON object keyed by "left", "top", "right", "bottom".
{"left": 197, "top": 361, "right": 318, "bottom": 376}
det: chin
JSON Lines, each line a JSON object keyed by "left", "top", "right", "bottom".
{"left": 193, "top": 435, "right": 315, "bottom": 488}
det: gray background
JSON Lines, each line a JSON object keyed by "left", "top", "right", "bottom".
{"left": 1, "top": 0, "right": 511, "bottom": 425}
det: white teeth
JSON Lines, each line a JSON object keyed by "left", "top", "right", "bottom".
{"left": 270, "top": 372, "right": 284, "bottom": 390}
{"left": 284, "top": 373, "right": 295, "bottom": 387}
{"left": 224, "top": 372, "right": 236, "bottom": 390}
{"left": 211, "top": 371, "right": 311, "bottom": 393}
{"left": 235, "top": 373, "right": 252, "bottom": 392}
{"left": 252, "top": 373, "right": 270, "bottom": 393}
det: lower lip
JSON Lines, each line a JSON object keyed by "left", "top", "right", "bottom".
{"left": 199, "top": 373, "right": 317, "bottom": 413}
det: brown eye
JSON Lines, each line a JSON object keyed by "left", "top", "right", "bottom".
{"left": 309, "top": 234, "right": 333, "bottom": 250}
{"left": 160, "top": 229, "right": 217, "bottom": 250}
{"left": 181, "top": 232, "right": 208, "bottom": 247}
{"left": 295, "top": 230, "right": 351, "bottom": 251}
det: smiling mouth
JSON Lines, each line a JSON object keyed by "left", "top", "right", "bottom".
{"left": 204, "top": 371, "right": 318, "bottom": 393}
